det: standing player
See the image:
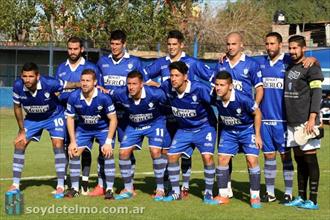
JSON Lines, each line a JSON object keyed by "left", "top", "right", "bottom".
{"left": 96, "top": 30, "right": 146, "bottom": 196}
{"left": 55, "top": 36, "right": 101, "bottom": 195}
{"left": 65, "top": 69, "right": 117, "bottom": 199}
{"left": 160, "top": 61, "right": 218, "bottom": 205}
{"left": 258, "top": 32, "right": 294, "bottom": 203}
{"left": 214, "top": 31, "right": 263, "bottom": 197}
{"left": 145, "top": 30, "right": 215, "bottom": 197}
{"left": 212, "top": 71, "right": 262, "bottom": 208}
{"left": 109, "top": 71, "right": 170, "bottom": 201}
{"left": 8, "top": 62, "right": 79, "bottom": 199}
{"left": 284, "top": 35, "right": 323, "bottom": 210}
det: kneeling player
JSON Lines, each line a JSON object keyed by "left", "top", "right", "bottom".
{"left": 110, "top": 71, "right": 170, "bottom": 201}
{"left": 212, "top": 71, "right": 263, "bottom": 208}
{"left": 65, "top": 69, "right": 117, "bottom": 199}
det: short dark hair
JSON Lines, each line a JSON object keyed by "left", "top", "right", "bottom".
{"left": 67, "top": 36, "right": 84, "bottom": 47}
{"left": 110, "top": 30, "right": 127, "bottom": 43}
{"left": 169, "top": 61, "right": 188, "bottom": 75}
{"left": 21, "top": 62, "right": 39, "bottom": 74}
{"left": 81, "top": 69, "right": 96, "bottom": 80}
{"left": 266, "top": 32, "right": 283, "bottom": 43}
{"left": 288, "top": 35, "right": 306, "bottom": 47}
{"left": 127, "top": 70, "right": 143, "bottom": 81}
{"left": 167, "top": 30, "right": 184, "bottom": 43}
{"left": 215, "top": 71, "right": 232, "bottom": 84}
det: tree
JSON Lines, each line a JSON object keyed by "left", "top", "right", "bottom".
{"left": 0, "top": 0, "right": 37, "bottom": 41}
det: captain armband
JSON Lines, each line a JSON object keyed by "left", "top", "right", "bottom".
{"left": 309, "top": 80, "right": 322, "bottom": 89}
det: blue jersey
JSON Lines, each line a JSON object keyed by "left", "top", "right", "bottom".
{"left": 66, "top": 88, "right": 116, "bottom": 131}
{"left": 110, "top": 86, "right": 167, "bottom": 128}
{"left": 144, "top": 52, "right": 214, "bottom": 83}
{"left": 97, "top": 52, "right": 146, "bottom": 90}
{"left": 258, "top": 54, "right": 290, "bottom": 122}
{"left": 212, "top": 89, "right": 258, "bottom": 131}
{"left": 55, "top": 57, "right": 101, "bottom": 104}
{"left": 161, "top": 80, "right": 216, "bottom": 130}
{"left": 214, "top": 54, "right": 263, "bottom": 98}
{"left": 13, "top": 76, "right": 64, "bottom": 121}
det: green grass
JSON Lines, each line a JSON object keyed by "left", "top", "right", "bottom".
{"left": 1, "top": 108, "right": 329, "bottom": 220}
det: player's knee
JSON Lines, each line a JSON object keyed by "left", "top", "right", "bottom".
{"left": 150, "top": 148, "right": 161, "bottom": 159}
{"left": 119, "top": 149, "right": 131, "bottom": 160}
{"left": 51, "top": 138, "right": 64, "bottom": 148}
{"left": 264, "top": 152, "right": 276, "bottom": 160}
{"left": 246, "top": 156, "right": 259, "bottom": 168}
{"left": 14, "top": 144, "right": 26, "bottom": 151}
{"left": 218, "top": 155, "right": 230, "bottom": 166}
{"left": 202, "top": 154, "right": 214, "bottom": 165}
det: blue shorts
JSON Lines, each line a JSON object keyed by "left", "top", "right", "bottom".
{"left": 120, "top": 120, "right": 171, "bottom": 150}
{"left": 168, "top": 125, "right": 216, "bottom": 158}
{"left": 261, "top": 121, "right": 287, "bottom": 154}
{"left": 24, "top": 112, "right": 65, "bottom": 142}
{"left": 76, "top": 128, "right": 115, "bottom": 151}
{"left": 218, "top": 126, "right": 259, "bottom": 157}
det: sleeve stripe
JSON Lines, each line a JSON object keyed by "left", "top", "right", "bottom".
{"left": 254, "top": 82, "right": 263, "bottom": 88}
{"left": 13, "top": 100, "right": 20, "bottom": 104}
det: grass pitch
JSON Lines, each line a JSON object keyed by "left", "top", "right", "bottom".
{"left": 0, "top": 108, "right": 329, "bottom": 220}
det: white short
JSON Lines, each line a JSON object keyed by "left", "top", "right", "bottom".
{"left": 286, "top": 125, "right": 321, "bottom": 151}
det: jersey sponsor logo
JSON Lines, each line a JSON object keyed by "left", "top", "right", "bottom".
{"left": 233, "top": 80, "right": 243, "bottom": 91}
{"left": 23, "top": 104, "right": 49, "bottom": 113}
{"left": 171, "top": 107, "right": 197, "bottom": 118}
{"left": 129, "top": 113, "right": 153, "bottom": 123}
{"left": 219, "top": 67, "right": 226, "bottom": 71}
{"left": 103, "top": 75, "right": 126, "bottom": 86}
{"left": 74, "top": 104, "right": 83, "bottom": 108}
{"left": 287, "top": 70, "right": 301, "bottom": 80}
{"left": 220, "top": 115, "right": 242, "bottom": 126}
{"left": 263, "top": 77, "right": 284, "bottom": 89}
{"left": 102, "top": 64, "right": 110, "bottom": 68}
{"left": 81, "top": 115, "right": 101, "bottom": 124}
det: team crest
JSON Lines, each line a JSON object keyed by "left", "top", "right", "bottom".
{"left": 192, "top": 95, "right": 197, "bottom": 102}
{"left": 148, "top": 102, "right": 154, "bottom": 108}
{"left": 243, "top": 68, "right": 249, "bottom": 75}
{"left": 128, "top": 63, "right": 133, "bottom": 69}
{"left": 44, "top": 92, "right": 50, "bottom": 98}
{"left": 97, "top": 105, "right": 103, "bottom": 110}
{"left": 236, "top": 108, "right": 242, "bottom": 114}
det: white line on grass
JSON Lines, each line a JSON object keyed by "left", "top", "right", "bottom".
{"left": 1, "top": 170, "right": 329, "bottom": 181}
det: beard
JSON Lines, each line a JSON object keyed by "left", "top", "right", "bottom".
{"left": 69, "top": 54, "right": 81, "bottom": 62}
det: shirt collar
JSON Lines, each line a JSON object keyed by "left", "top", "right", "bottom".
{"left": 172, "top": 80, "right": 191, "bottom": 98}
{"left": 268, "top": 53, "right": 285, "bottom": 66}
{"left": 65, "top": 57, "right": 86, "bottom": 66}
{"left": 165, "top": 52, "right": 186, "bottom": 62}
{"left": 225, "top": 53, "right": 246, "bottom": 68}
{"left": 218, "top": 89, "right": 236, "bottom": 107}
{"left": 108, "top": 51, "right": 130, "bottom": 64}
{"left": 80, "top": 88, "right": 98, "bottom": 101}
{"left": 129, "top": 86, "right": 146, "bottom": 99}
{"left": 23, "top": 80, "right": 42, "bottom": 92}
